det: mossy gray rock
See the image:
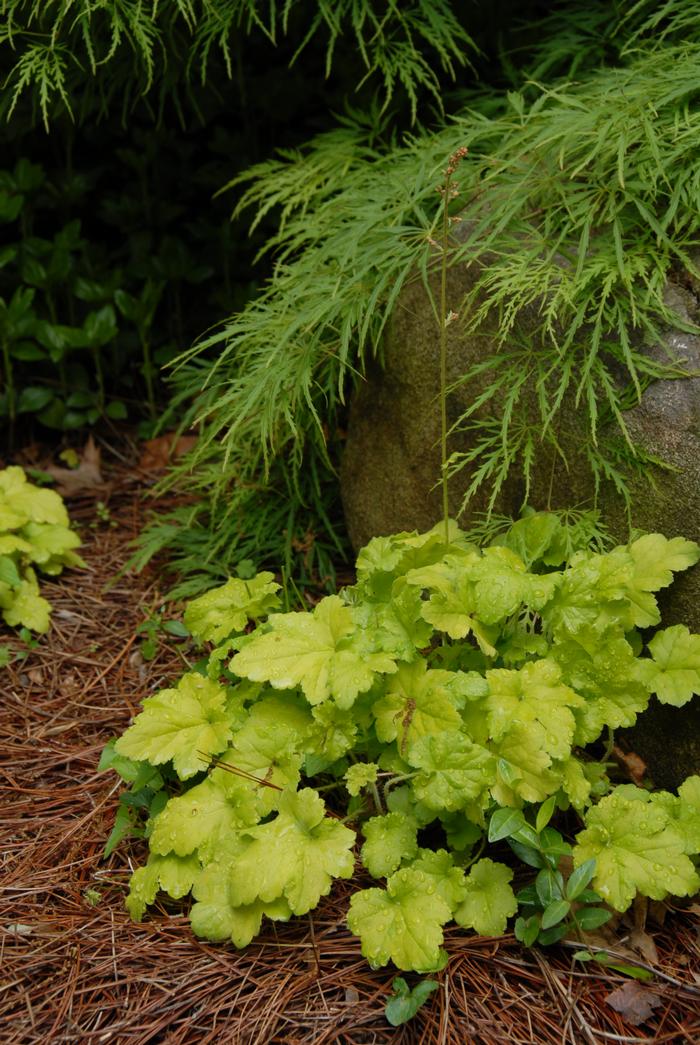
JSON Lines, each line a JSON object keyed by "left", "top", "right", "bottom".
{"left": 340, "top": 258, "right": 700, "bottom": 787}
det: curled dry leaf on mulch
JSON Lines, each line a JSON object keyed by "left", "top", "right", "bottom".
{"left": 1, "top": 439, "right": 700, "bottom": 1044}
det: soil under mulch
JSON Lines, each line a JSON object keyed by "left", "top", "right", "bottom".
{"left": 2, "top": 443, "right": 700, "bottom": 1044}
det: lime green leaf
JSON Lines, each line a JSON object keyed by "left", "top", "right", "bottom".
{"left": 492, "top": 511, "right": 561, "bottom": 568}
{"left": 149, "top": 774, "right": 259, "bottom": 860}
{"left": 553, "top": 631, "right": 650, "bottom": 744}
{"left": 191, "top": 861, "right": 291, "bottom": 945}
{"left": 361, "top": 812, "right": 418, "bottom": 878}
{"left": 486, "top": 659, "right": 583, "bottom": 761}
{"left": 0, "top": 466, "right": 69, "bottom": 526}
{"left": 543, "top": 551, "right": 635, "bottom": 637}
{"left": 345, "top": 762, "right": 379, "bottom": 796}
{"left": 223, "top": 722, "right": 303, "bottom": 815}
{"left": 408, "top": 849, "right": 467, "bottom": 911}
{"left": 640, "top": 625, "right": 700, "bottom": 707}
{"left": 406, "top": 552, "right": 480, "bottom": 640}
{"left": 184, "top": 573, "right": 281, "bottom": 644}
{"left": 555, "top": 757, "right": 594, "bottom": 811}
{"left": 20, "top": 521, "right": 82, "bottom": 567}
{"left": 490, "top": 724, "right": 560, "bottom": 804}
{"left": 227, "top": 788, "right": 355, "bottom": 914}
{"left": 0, "top": 534, "right": 32, "bottom": 556}
{"left": 305, "top": 701, "right": 359, "bottom": 765}
{"left": 385, "top": 784, "right": 436, "bottom": 827}
{"left": 115, "top": 673, "right": 236, "bottom": 779}
{"left": 470, "top": 546, "right": 531, "bottom": 625}
{"left": 244, "top": 691, "right": 314, "bottom": 739}
{"left": 573, "top": 787, "right": 700, "bottom": 911}
{"left": 347, "top": 867, "right": 452, "bottom": 971}
{"left": 454, "top": 858, "right": 517, "bottom": 936}
{"left": 352, "top": 581, "right": 433, "bottom": 659}
{"left": 373, "top": 661, "right": 462, "bottom": 754}
{"left": 231, "top": 595, "right": 397, "bottom": 708}
{"left": 0, "top": 568, "right": 51, "bottom": 632}
{"left": 0, "top": 555, "right": 21, "bottom": 587}
{"left": 356, "top": 522, "right": 465, "bottom": 586}
{"left": 407, "top": 732, "right": 495, "bottom": 813}
{"left": 664, "top": 776, "right": 700, "bottom": 854}
{"left": 126, "top": 852, "right": 200, "bottom": 921}
{"left": 628, "top": 534, "right": 699, "bottom": 591}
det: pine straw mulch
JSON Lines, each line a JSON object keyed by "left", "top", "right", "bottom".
{"left": 1, "top": 441, "right": 700, "bottom": 1045}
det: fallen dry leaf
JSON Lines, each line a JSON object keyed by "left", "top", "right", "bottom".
{"left": 629, "top": 927, "right": 659, "bottom": 965}
{"left": 45, "top": 436, "right": 103, "bottom": 496}
{"left": 612, "top": 745, "right": 647, "bottom": 785}
{"left": 604, "top": 981, "right": 662, "bottom": 1026}
{"left": 139, "top": 432, "right": 197, "bottom": 471}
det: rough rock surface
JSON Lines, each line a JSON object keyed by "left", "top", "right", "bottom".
{"left": 340, "top": 258, "right": 700, "bottom": 787}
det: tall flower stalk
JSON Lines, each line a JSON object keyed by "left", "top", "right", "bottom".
{"left": 438, "top": 146, "right": 468, "bottom": 544}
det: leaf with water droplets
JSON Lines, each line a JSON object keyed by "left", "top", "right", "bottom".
{"left": 453, "top": 858, "right": 517, "bottom": 936}
{"left": 231, "top": 595, "right": 398, "bottom": 708}
{"left": 373, "top": 660, "right": 462, "bottom": 752}
{"left": 407, "top": 849, "right": 467, "bottom": 912}
{"left": 407, "top": 730, "right": 495, "bottom": 813}
{"left": 347, "top": 867, "right": 452, "bottom": 971}
{"left": 114, "top": 673, "right": 238, "bottom": 780}
{"left": 226, "top": 788, "right": 355, "bottom": 915}
{"left": 149, "top": 773, "right": 259, "bottom": 861}
{"left": 191, "top": 861, "right": 291, "bottom": 946}
{"left": 361, "top": 812, "right": 418, "bottom": 878}
{"left": 573, "top": 786, "right": 700, "bottom": 911}
{"left": 640, "top": 625, "right": 700, "bottom": 708}
{"left": 184, "top": 572, "right": 281, "bottom": 644}
{"left": 126, "top": 852, "right": 200, "bottom": 921}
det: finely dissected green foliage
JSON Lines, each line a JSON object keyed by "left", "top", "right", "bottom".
{"left": 0, "top": 465, "right": 84, "bottom": 633}
{"left": 105, "top": 513, "right": 700, "bottom": 974}
{"left": 155, "top": 36, "right": 700, "bottom": 571}
{"left": 0, "top": 0, "right": 475, "bottom": 126}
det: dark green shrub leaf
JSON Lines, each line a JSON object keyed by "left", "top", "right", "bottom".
{"left": 540, "top": 899, "right": 570, "bottom": 929}
{"left": 105, "top": 400, "right": 128, "bottom": 420}
{"left": 575, "top": 907, "right": 613, "bottom": 930}
{"left": 385, "top": 977, "right": 439, "bottom": 1026}
{"left": 566, "top": 858, "right": 596, "bottom": 900}
{"left": 488, "top": 807, "right": 526, "bottom": 842}
{"left": 17, "top": 386, "right": 54, "bottom": 413}
{"left": 514, "top": 915, "right": 541, "bottom": 947}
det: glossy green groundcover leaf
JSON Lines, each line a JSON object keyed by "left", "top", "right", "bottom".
{"left": 108, "top": 521, "right": 700, "bottom": 978}
{"left": 385, "top": 977, "right": 439, "bottom": 1026}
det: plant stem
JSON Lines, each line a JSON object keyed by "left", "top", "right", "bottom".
{"left": 141, "top": 332, "right": 156, "bottom": 418}
{"left": 439, "top": 170, "right": 451, "bottom": 546}
{"left": 1, "top": 336, "right": 15, "bottom": 444}
{"left": 437, "top": 146, "right": 467, "bottom": 544}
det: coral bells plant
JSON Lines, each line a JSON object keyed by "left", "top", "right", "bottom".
{"left": 106, "top": 512, "right": 700, "bottom": 972}
{"left": 0, "top": 466, "right": 84, "bottom": 633}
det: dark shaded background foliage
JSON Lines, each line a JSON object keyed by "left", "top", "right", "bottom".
{"left": 2, "top": 0, "right": 690, "bottom": 592}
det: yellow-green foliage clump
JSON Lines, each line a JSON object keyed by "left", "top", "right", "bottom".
{"left": 0, "top": 466, "right": 84, "bottom": 633}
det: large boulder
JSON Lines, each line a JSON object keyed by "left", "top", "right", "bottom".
{"left": 340, "top": 256, "right": 700, "bottom": 787}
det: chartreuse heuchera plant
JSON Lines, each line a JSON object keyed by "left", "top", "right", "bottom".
{"left": 0, "top": 466, "right": 84, "bottom": 633}
{"left": 109, "top": 513, "right": 700, "bottom": 972}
